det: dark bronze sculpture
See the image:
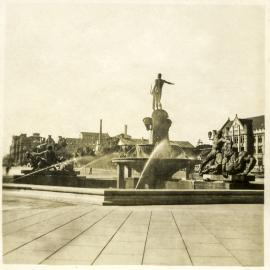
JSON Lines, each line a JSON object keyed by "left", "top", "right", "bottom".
{"left": 151, "top": 73, "right": 174, "bottom": 110}
{"left": 25, "top": 136, "right": 74, "bottom": 172}
{"left": 200, "top": 131, "right": 256, "bottom": 176}
{"left": 199, "top": 130, "right": 227, "bottom": 174}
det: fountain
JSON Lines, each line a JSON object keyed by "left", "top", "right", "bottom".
{"left": 106, "top": 103, "right": 263, "bottom": 204}
{"left": 112, "top": 77, "right": 200, "bottom": 189}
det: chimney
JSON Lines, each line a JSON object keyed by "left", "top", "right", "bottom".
{"left": 99, "top": 119, "right": 102, "bottom": 145}
{"left": 124, "top": 125, "right": 127, "bottom": 137}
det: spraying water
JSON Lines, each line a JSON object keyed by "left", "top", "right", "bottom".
{"left": 135, "top": 139, "right": 196, "bottom": 189}
{"left": 14, "top": 156, "right": 82, "bottom": 181}
{"left": 135, "top": 139, "right": 171, "bottom": 189}
{"left": 78, "top": 152, "right": 119, "bottom": 170}
{"left": 77, "top": 156, "right": 98, "bottom": 170}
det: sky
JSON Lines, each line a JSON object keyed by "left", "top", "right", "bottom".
{"left": 3, "top": 2, "right": 265, "bottom": 154}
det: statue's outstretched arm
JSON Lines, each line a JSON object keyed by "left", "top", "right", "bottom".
{"left": 164, "top": 80, "right": 175, "bottom": 85}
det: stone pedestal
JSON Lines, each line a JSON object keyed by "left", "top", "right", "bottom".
{"left": 152, "top": 109, "right": 172, "bottom": 144}
{"left": 194, "top": 181, "right": 226, "bottom": 189}
{"left": 165, "top": 180, "right": 194, "bottom": 189}
{"left": 103, "top": 189, "right": 264, "bottom": 205}
{"left": 194, "top": 180, "right": 263, "bottom": 190}
{"left": 203, "top": 174, "right": 255, "bottom": 182}
{"left": 196, "top": 174, "right": 259, "bottom": 190}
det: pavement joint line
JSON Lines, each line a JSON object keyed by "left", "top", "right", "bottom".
{"left": 3, "top": 205, "right": 85, "bottom": 236}
{"left": 3, "top": 204, "right": 76, "bottom": 228}
{"left": 40, "top": 208, "right": 116, "bottom": 264}
{"left": 3, "top": 207, "right": 98, "bottom": 256}
{"left": 188, "top": 211, "right": 244, "bottom": 266}
{"left": 171, "top": 211, "right": 194, "bottom": 266}
{"left": 3, "top": 208, "right": 52, "bottom": 225}
{"left": 91, "top": 210, "right": 133, "bottom": 265}
{"left": 141, "top": 211, "right": 152, "bottom": 265}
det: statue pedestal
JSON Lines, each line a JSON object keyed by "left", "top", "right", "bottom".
{"left": 151, "top": 109, "right": 172, "bottom": 144}
{"left": 194, "top": 180, "right": 263, "bottom": 190}
{"left": 194, "top": 181, "right": 226, "bottom": 189}
{"left": 195, "top": 174, "right": 260, "bottom": 190}
{"left": 202, "top": 174, "right": 255, "bottom": 182}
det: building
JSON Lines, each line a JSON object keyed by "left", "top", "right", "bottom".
{"left": 64, "top": 132, "right": 112, "bottom": 156}
{"left": 80, "top": 132, "right": 110, "bottom": 147}
{"left": 9, "top": 133, "right": 45, "bottom": 165}
{"left": 220, "top": 115, "right": 265, "bottom": 174}
{"left": 118, "top": 137, "right": 148, "bottom": 147}
{"left": 195, "top": 140, "right": 212, "bottom": 152}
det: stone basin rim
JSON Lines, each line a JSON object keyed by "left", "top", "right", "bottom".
{"left": 112, "top": 157, "right": 195, "bottom": 163}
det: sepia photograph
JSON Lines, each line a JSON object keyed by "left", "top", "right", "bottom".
{"left": 1, "top": 0, "right": 268, "bottom": 268}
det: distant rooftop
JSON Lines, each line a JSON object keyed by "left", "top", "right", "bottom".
{"left": 171, "top": 141, "right": 194, "bottom": 148}
{"left": 118, "top": 137, "right": 149, "bottom": 146}
{"left": 80, "top": 132, "right": 110, "bottom": 137}
{"left": 221, "top": 115, "right": 264, "bottom": 131}
{"left": 118, "top": 138, "right": 194, "bottom": 148}
{"left": 244, "top": 115, "right": 265, "bottom": 130}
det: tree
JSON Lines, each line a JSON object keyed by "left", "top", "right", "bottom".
{"left": 2, "top": 154, "right": 14, "bottom": 167}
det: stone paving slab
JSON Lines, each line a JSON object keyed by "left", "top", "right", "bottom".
{"left": 2, "top": 190, "right": 264, "bottom": 266}
{"left": 192, "top": 256, "right": 241, "bottom": 266}
{"left": 94, "top": 254, "right": 142, "bottom": 265}
{"left": 229, "top": 249, "right": 264, "bottom": 266}
{"left": 146, "top": 237, "right": 186, "bottom": 249}
{"left": 182, "top": 233, "right": 219, "bottom": 244}
{"left": 143, "top": 248, "right": 192, "bottom": 265}
{"left": 185, "top": 243, "right": 232, "bottom": 257}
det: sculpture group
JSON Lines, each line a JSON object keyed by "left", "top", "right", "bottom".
{"left": 199, "top": 130, "right": 256, "bottom": 177}
{"left": 25, "top": 135, "right": 73, "bottom": 172}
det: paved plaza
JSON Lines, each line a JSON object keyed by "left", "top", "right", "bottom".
{"left": 2, "top": 189, "right": 264, "bottom": 266}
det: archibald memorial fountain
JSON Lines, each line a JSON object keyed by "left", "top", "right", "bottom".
{"left": 106, "top": 74, "right": 263, "bottom": 205}
{"left": 113, "top": 73, "right": 200, "bottom": 189}
{"left": 5, "top": 73, "right": 262, "bottom": 205}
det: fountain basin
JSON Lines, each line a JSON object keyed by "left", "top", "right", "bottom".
{"left": 112, "top": 157, "right": 148, "bottom": 172}
{"left": 112, "top": 157, "right": 199, "bottom": 188}
{"left": 113, "top": 157, "right": 194, "bottom": 174}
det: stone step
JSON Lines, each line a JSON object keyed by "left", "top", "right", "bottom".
{"left": 103, "top": 189, "right": 264, "bottom": 206}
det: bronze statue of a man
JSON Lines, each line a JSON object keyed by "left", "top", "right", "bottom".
{"left": 151, "top": 73, "right": 174, "bottom": 110}
{"left": 199, "top": 130, "right": 228, "bottom": 175}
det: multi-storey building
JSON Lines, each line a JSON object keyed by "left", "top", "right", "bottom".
{"left": 220, "top": 115, "right": 265, "bottom": 174}
{"left": 9, "top": 133, "right": 45, "bottom": 165}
